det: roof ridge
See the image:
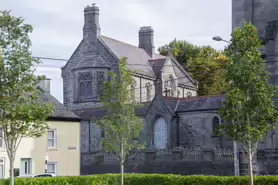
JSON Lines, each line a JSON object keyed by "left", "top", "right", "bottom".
{"left": 100, "top": 35, "right": 164, "bottom": 57}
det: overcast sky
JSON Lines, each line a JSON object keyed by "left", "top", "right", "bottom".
{"left": 1, "top": 0, "right": 232, "bottom": 103}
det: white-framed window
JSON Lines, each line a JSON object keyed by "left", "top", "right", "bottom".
{"left": 48, "top": 129, "right": 57, "bottom": 148}
{"left": 20, "top": 158, "right": 31, "bottom": 176}
{"left": 0, "top": 128, "right": 4, "bottom": 148}
{"left": 0, "top": 158, "right": 5, "bottom": 178}
{"left": 47, "top": 162, "right": 57, "bottom": 175}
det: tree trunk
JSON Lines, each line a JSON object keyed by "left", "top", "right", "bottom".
{"left": 248, "top": 149, "right": 254, "bottom": 185}
{"left": 121, "top": 142, "right": 124, "bottom": 185}
{"left": 121, "top": 160, "right": 124, "bottom": 185}
{"left": 9, "top": 157, "right": 14, "bottom": 185}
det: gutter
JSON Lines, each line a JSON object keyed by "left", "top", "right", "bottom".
{"left": 175, "top": 108, "right": 219, "bottom": 113}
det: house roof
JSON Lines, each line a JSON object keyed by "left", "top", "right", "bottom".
{"left": 73, "top": 101, "right": 152, "bottom": 120}
{"left": 164, "top": 94, "right": 225, "bottom": 112}
{"left": 38, "top": 86, "right": 81, "bottom": 121}
{"left": 100, "top": 35, "right": 165, "bottom": 78}
{"left": 148, "top": 56, "right": 197, "bottom": 88}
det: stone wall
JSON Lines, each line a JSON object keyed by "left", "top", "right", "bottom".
{"left": 81, "top": 147, "right": 278, "bottom": 176}
{"left": 80, "top": 147, "right": 234, "bottom": 175}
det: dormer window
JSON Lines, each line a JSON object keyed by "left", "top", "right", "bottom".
{"left": 78, "top": 72, "right": 93, "bottom": 101}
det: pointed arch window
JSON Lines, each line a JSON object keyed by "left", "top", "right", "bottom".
{"left": 212, "top": 116, "right": 221, "bottom": 137}
{"left": 154, "top": 117, "right": 167, "bottom": 149}
{"left": 78, "top": 72, "right": 93, "bottom": 101}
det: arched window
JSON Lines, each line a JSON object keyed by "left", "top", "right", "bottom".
{"left": 212, "top": 116, "right": 221, "bottom": 136}
{"left": 165, "top": 75, "right": 175, "bottom": 97}
{"left": 78, "top": 72, "right": 93, "bottom": 101}
{"left": 154, "top": 117, "right": 167, "bottom": 149}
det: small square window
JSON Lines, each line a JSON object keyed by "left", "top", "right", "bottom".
{"left": 47, "top": 162, "right": 57, "bottom": 175}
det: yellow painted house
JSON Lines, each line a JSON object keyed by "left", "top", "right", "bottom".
{"left": 0, "top": 79, "right": 81, "bottom": 178}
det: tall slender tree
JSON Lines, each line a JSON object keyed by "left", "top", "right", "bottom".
{"left": 0, "top": 11, "right": 54, "bottom": 185}
{"left": 96, "top": 57, "right": 144, "bottom": 185}
{"left": 219, "top": 22, "right": 278, "bottom": 185}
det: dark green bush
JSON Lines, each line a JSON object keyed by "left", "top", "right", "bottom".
{"left": 0, "top": 174, "right": 277, "bottom": 185}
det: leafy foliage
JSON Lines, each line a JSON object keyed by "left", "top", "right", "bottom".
{"left": 95, "top": 57, "right": 144, "bottom": 185}
{"left": 1, "top": 174, "right": 278, "bottom": 185}
{"left": 158, "top": 40, "right": 229, "bottom": 95}
{"left": 219, "top": 22, "right": 278, "bottom": 185}
{"left": 0, "top": 10, "right": 54, "bottom": 185}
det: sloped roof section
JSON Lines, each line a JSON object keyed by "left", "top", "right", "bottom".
{"left": 99, "top": 35, "right": 165, "bottom": 78}
{"left": 38, "top": 86, "right": 80, "bottom": 121}
{"left": 73, "top": 101, "right": 152, "bottom": 120}
{"left": 164, "top": 94, "right": 225, "bottom": 112}
{"left": 74, "top": 55, "right": 110, "bottom": 70}
{"left": 170, "top": 56, "right": 197, "bottom": 88}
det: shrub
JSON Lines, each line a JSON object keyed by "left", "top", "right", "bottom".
{"left": 0, "top": 174, "right": 277, "bottom": 185}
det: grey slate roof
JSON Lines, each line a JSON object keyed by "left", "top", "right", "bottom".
{"left": 38, "top": 86, "right": 80, "bottom": 120}
{"left": 164, "top": 94, "right": 225, "bottom": 112}
{"left": 73, "top": 101, "right": 152, "bottom": 120}
{"left": 74, "top": 55, "right": 110, "bottom": 69}
{"left": 149, "top": 56, "right": 197, "bottom": 88}
{"left": 100, "top": 35, "right": 165, "bottom": 78}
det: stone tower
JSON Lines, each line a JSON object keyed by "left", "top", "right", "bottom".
{"left": 232, "top": 0, "right": 278, "bottom": 107}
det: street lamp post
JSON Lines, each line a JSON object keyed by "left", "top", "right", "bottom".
{"left": 212, "top": 36, "right": 240, "bottom": 176}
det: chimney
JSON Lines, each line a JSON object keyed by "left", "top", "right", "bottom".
{"left": 39, "top": 78, "right": 51, "bottom": 94}
{"left": 82, "top": 3, "right": 100, "bottom": 56}
{"left": 139, "top": 26, "right": 155, "bottom": 58}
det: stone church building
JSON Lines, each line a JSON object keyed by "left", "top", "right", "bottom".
{"left": 61, "top": 1, "right": 278, "bottom": 175}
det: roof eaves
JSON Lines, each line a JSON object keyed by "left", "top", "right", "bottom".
{"left": 170, "top": 55, "right": 197, "bottom": 85}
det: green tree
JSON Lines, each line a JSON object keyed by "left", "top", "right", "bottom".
{"left": 158, "top": 40, "right": 229, "bottom": 96}
{"left": 0, "top": 11, "right": 54, "bottom": 185}
{"left": 96, "top": 57, "right": 144, "bottom": 185}
{"left": 186, "top": 46, "right": 229, "bottom": 95}
{"left": 219, "top": 22, "right": 278, "bottom": 185}
{"left": 158, "top": 39, "right": 200, "bottom": 65}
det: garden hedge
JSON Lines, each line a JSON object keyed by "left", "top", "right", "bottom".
{"left": 0, "top": 174, "right": 278, "bottom": 185}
